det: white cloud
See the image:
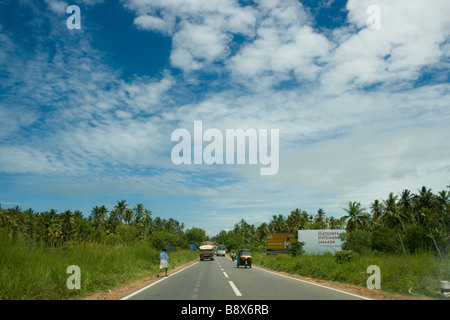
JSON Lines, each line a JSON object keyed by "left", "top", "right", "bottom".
{"left": 45, "top": 0, "right": 68, "bottom": 15}
{"left": 321, "top": 0, "right": 450, "bottom": 92}
{"left": 2, "top": 0, "right": 449, "bottom": 234}
{"left": 124, "top": 0, "right": 257, "bottom": 72}
{"left": 134, "top": 15, "right": 174, "bottom": 35}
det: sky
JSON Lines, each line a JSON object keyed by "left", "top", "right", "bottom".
{"left": 0, "top": 0, "right": 449, "bottom": 236}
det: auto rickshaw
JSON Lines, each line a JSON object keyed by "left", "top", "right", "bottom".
{"left": 236, "top": 249, "right": 252, "bottom": 268}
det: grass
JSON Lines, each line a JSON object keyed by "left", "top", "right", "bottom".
{"left": 253, "top": 251, "right": 450, "bottom": 299}
{"left": 0, "top": 231, "right": 198, "bottom": 300}
{"left": 2, "top": 229, "right": 448, "bottom": 300}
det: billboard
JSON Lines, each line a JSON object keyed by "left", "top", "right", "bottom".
{"left": 297, "top": 230, "right": 346, "bottom": 255}
{"left": 266, "top": 233, "right": 296, "bottom": 251}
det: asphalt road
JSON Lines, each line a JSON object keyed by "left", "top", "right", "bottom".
{"left": 121, "top": 256, "right": 370, "bottom": 300}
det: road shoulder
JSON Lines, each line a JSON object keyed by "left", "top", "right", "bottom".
{"left": 81, "top": 259, "right": 431, "bottom": 300}
{"left": 81, "top": 259, "right": 198, "bottom": 300}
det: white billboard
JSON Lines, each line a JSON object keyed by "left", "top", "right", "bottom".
{"left": 297, "top": 230, "right": 346, "bottom": 255}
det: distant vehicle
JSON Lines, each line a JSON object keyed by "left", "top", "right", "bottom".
{"left": 199, "top": 241, "right": 215, "bottom": 261}
{"left": 216, "top": 245, "right": 226, "bottom": 256}
{"left": 236, "top": 249, "right": 252, "bottom": 268}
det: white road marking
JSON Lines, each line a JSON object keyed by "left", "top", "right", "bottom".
{"left": 228, "top": 281, "right": 242, "bottom": 296}
{"left": 120, "top": 261, "right": 199, "bottom": 300}
{"left": 223, "top": 272, "right": 229, "bottom": 278}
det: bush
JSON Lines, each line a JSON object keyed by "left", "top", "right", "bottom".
{"left": 371, "top": 226, "right": 401, "bottom": 254}
{"left": 335, "top": 250, "right": 358, "bottom": 264}
{"left": 290, "top": 241, "right": 305, "bottom": 256}
{"left": 342, "top": 229, "right": 371, "bottom": 254}
{"left": 403, "top": 225, "right": 431, "bottom": 253}
{"left": 104, "top": 233, "right": 123, "bottom": 245}
{"left": 115, "top": 225, "right": 138, "bottom": 244}
{"left": 149, "top": 231, "right": 185, "bottom": 250}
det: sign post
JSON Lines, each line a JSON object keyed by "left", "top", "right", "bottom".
{"left": 266, "top": 233, "right": 296, "bottom": 253}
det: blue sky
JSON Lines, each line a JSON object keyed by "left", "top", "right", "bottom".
{"left": 1, "top": 0, "right": 449, "bottom": 236}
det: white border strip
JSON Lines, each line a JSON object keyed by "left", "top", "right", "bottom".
{"left": 120, "top": 261, "right": 199, "bottom": 300}
{"left": 253, "top": 266, "right": 372, "bottom": 300}
{"left": 228, "top": 281, "right": 242, "bottom": 296}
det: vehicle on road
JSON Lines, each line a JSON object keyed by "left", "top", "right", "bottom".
{"left": 231, "top": 252, "right": 236, "bottom": 261}
{"left": 236, "top": 249, "right": 252, "bottom": 268}
{"left": 199, "top": 241, "right": 215, "bottom": 261}
{"left": 216, "top": 244, "right": 227, "bottom": 256}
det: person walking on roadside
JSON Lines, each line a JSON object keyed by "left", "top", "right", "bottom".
{"left": 157, "top": 248, "right": 169, "bottom": 277}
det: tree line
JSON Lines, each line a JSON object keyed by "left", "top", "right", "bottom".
{"left": 213, "top": 186, "right": 449, "bottom": 258}
{"left": 2, "top": 185, "right": 448, "bottom": 258}
{"left": 0, "top": 200, "right": 208, "bottom": 249}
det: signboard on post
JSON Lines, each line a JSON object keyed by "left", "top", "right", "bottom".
{"left": 297, "top": 230, "right": 346, "bottom": 255}
{"left": 266, "top": 233, "right": 296, "bottom": 252}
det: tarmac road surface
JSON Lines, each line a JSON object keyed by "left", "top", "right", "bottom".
{"left": 121, "top": 256, "right": 370, "bottom": 300}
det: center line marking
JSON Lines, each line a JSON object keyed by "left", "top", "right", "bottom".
{"left": 228, "top": 281, "right": 242, "bottom": 296}
{"left": 223, "top": 272, "right": 229, "bottom": 278}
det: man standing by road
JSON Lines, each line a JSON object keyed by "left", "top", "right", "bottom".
{"left": 157, "top": 248, "right": 169, "bottom": 277}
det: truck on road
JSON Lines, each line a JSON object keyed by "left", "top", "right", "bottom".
{"left": 199, "top": 241, "right": 215, "bottom": 261}
{"left": 216, "top": 245, "right": 227, "bottom": 256}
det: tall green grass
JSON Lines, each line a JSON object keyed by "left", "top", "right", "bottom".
{"left": 0, "top": 230, "right": 198, "bottom": 300}
{"left": 254, "top": 251, "right": 450, "bottom": 299}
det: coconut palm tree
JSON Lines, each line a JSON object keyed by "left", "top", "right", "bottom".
{"left": 133, "top": 203, "right": 145, "bottom": 224}
{"left": 90, "top": 205, "right": 108, "bottom": 224}
{"left": 380, "top": 193, "right": 406, "bottom": 230}
{"left": 398, "top": 189, "right": 413, "bottom": 226}
{"left": 313, "top": 208, "right": 327, "bottom": 229}
{"left": 39, "top": 209, "right": 61, "bottom": 247}
{"left": 269, "top": 214, "right": 287, "bottom": 233}
{"left": 342, "top": 201, "right": 367, "bottom": 232}
{"left": 113, "top": 200, "right": 134, "bottom": 225}
{"left": 370, "top": 199, "right": 384, "bottom": 222}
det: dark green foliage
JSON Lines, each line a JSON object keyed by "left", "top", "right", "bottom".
{"left": 371, "top": 226, "right": 401, "bottom": 254}
{"left": 0, "top": 200, "right": 204, "bottom": 250}
{"left": 290, "top": 240, "right": 305, "bottom": 256}
{"left": 403, "top": 225, "right": 432, "bottom": 253}
{"left": 341, "top": 229, "right": 372, "bottom": 254}
{"left": 335, "top": 250, "right": 358, "bottom": 264}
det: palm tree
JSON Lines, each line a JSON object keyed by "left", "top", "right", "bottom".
{"left": 398, "top": 189, "right": 413, "bottom": 226}
{"left": 313, "top": 208, "right": 327, "bottom": 229}
{"left": 269, "top": 214, "right": 287, "bottom": 233}
{"left": 286, "top": 209, "right": 301, "bottom": 232}
{"left": 413, "top": 187, "right": 436, "bottom": 225}
{"left": 380, "top": 193, "right": 410, "bottom": 258}
{"left": 90, "top": 205, "right": 108, "bottom": 224}
{"left": 141, "top": 208, "right": 153, "bottom": 239}
{"left": 113, "top": 200, "right": 134, "bottom": 225}
{"left": 342, "top": 201, "right": 367, "bottom": 232}
{"left": 256, "top": 222, "right": 270, "bottom": 242}
{"left": 133, "top": 203, "right": 145, "bottom": 224}
{"left": 39, "top": 209, "right": 61, "bottom": 247}
{"left": 380, "top": 193, "right": 405, "bottom": 230}
{"left": 370, "top": 199, "right": 384, "bottom": 222}
{"left": 60, "top": 210, "right": 76, "bottom": 243}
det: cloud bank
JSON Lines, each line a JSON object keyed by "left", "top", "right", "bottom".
{"left": 1, "top": 0, "right": 449, "bottom": 234}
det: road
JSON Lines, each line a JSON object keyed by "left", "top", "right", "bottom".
{"left": 121, "top": 256, "right": 370, "bottom": 300}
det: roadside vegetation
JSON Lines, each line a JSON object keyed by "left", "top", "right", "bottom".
{"left": 253, "top": 251, "right": 449, "bottom": 298}
{"left": 0, "top": 201, "right": 206, "bottom": 299}
{"left": 213, "top": 186, "right": 449, "bottom": 299}
{"left": 1, "top": 185, "right": 448, "bottom": 299}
